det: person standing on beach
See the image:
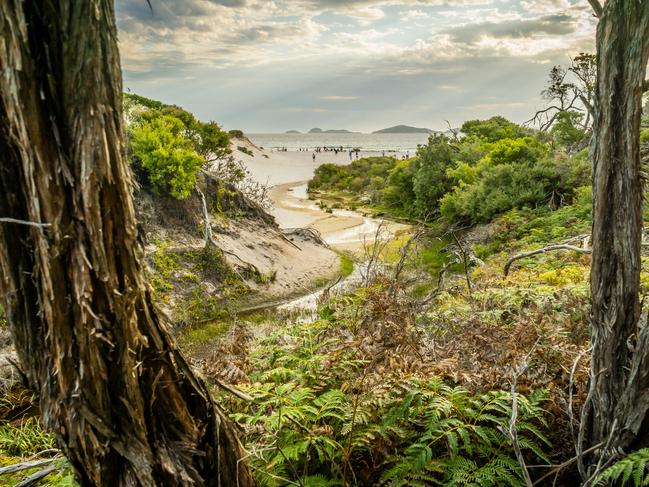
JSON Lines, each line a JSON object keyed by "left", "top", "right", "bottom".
{"left": 312, "top": 153, "right": 316, "bottom": 162}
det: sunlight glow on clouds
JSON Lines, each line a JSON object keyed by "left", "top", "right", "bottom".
{"left": 116, "top": 0, "right": 596, "bottom": 132}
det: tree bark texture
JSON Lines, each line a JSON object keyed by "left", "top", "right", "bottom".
{"left": 0, "top": 2, "right": 254, "bottom": 486}
{"left": 587, "top": 0, "right": 649, "bottom": 471}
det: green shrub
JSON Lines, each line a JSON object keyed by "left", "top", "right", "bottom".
{"left": 130, "top": 115, "right": 204, "bottom": 199}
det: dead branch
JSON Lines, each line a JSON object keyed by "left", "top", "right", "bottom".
{"left": 285, "top": 227, "right": 327, "bottom": 247}
{"left": 279, "top": 231, "right": 303, "bottom": 251}
{"left": 0, "top": 457, "right": 58, "bottom": 475}
{"left": 14, "top": 465, "right": 58, "bottom": 487}
{"left": 393, "top": 227, "right": 426, "bottom": 283}
{"left": 504, "top": 244, "right": 591, "bottom": 276}
{"left": 196, "top": 187, "right": 216, "bottom": 247}
{"left": 0, "top": 217, "right": 51, "bottom": 229}
{"left": 530, "top": 442, "right": 604, "bottom": 486}
{"left": 221, "top": 248, "right": 262, "bottom": 276}
{"left": 504, "top": 341, "right": 541, "bottom": 487}
{"left": 361, "top": 221, "right": 389, "bottom": 285}
{"left": 213, "top": 378, "right": 254, "bottom": 402}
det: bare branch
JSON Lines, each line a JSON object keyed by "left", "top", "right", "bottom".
{"left": 587, "top": 0, "right": 603, "bottom": 17}
{"left": 531, "top": 442, "right": 604, "bottom": 486}
{"left": 0, "top": 217, "right": 51, "bottom": 229}
{"left": 213, "top": 378, "right": 254, "bottom": 402}
{"left": 504, "top": 341, "right": 541, "bottom": 487}
{"left": 504, "top": 244, "right": 591, "bottom": 276}
{"left": 0, "top": 457, "right": 58, "bottom": 475}
{"left": 14, "top": 465, "right": 58, "bottom": 487}
{"left": 579, "top": 94, "right": 594, "bottom": 117}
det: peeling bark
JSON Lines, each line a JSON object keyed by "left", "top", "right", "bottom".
{"left": 0, "top": 2, "right": 254, "bottom": 485}
{"left": 585, "top": 0, "right": 649, "bottom": 477}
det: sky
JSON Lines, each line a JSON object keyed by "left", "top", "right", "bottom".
{"left": 115, "top": 0, "right": 597, "bottom": 133}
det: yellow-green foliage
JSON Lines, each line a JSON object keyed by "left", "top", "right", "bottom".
{"left": 180, "top": 321, "right": 230, "bottom": 349}
{"left": 130, "top": 115, "right": 204, "bottom": 199}
{"left": 538, "top": 265, "right": 587, "bottom": 286}
{"left": 149, "top": 241, "right": 181, "bottom": 299}
{"left": 339, "top": 253, "right": 354, "bottom": 277}
{"left": 0, "top": 417, "right": 55, "bottom": 457}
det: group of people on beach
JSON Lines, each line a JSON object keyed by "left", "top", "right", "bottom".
{"left": 272, "top": 145, "right": 410, "bottom": 162}
{"left": 298, "top": 146, "right": 345, "bottom": 154}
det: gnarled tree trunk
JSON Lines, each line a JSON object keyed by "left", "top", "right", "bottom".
{"left": 586, "top": 0, "right": 649, "bottom": 478}
{"left": 0, "top": 2, "right": 253, "bottom": 485}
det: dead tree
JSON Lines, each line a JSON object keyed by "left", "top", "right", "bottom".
{"left": 581, "top": 0, "right": 649, "bottom": 481}
{"left": 528, "top": 54, "right": 596, "bottom": 132}
{"left": 0, "top": 2, "right": 254, "bottom": 485}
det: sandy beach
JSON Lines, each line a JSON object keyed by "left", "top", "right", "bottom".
{"left": 270, "top": 181, "right": 409, "bottom": 254}
{"left": 232, "top": 137, "right": 409, "bottom": 254}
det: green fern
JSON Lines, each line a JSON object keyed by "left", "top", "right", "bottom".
{"left": 231, "top": 309, "right": 553, "bottom": 486}
{"left": 595, "top": 448, "right": 649, "bottom": 487}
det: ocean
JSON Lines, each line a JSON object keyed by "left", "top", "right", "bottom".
{"left": 247, "top": 133, "right": 431, "bottom": 154}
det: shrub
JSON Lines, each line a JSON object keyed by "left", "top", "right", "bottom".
{"left": 129, "top": 115, "right": 204, "bottom": 199}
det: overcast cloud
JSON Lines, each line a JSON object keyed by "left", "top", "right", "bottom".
{"left": 115, "top": 0, "right": 596, "bottom": 132}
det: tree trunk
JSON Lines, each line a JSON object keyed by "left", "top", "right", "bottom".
{"left": 586, "top": 0, "right": 649, "bottom": 477}
{"left": 0, "top": 2, "right": 254, "bottom": 486}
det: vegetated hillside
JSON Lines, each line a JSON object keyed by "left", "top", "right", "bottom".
{"left": 373, "top": 124, "right": 434, "bottom": 134}
{"left": 122, "top": 94, "right": 342, "bottom": 324}
{"left": 135, "top": 171, "right": 339, "bottom": 324}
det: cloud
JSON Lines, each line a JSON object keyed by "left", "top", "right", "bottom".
{"left": 444, "top": 14, "right": 577, "bottom": 44}
{"left": 115, "top": 0, "right": 597, "bottom": 131}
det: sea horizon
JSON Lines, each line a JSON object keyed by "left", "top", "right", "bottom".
{"left": 246, "top": 132, "right": 432, "bottom": 154}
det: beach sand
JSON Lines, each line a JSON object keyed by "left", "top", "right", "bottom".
{"left": 233, "top": 137, "right": 410, "bottom": 254}
{"left": 232, "top": 135, "right": 395, "bottom": 186}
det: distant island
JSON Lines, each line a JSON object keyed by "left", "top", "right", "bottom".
{"left": 308, "top": 128, "right": 357, "bottom": 134}
{"left": 285, "top": 130, "right": 301, "bottom": 134}
{"left": 373, "top": 125, "right": 434, "bottom": 134}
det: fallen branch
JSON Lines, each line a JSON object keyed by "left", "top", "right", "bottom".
{"left": 14, "top": 465, "right": 58, "bottom": 487}
{"left": 0, "top": 457, "right": 57, "bottom": 475}
{"left": 220, "top": 248, "right": 262, "bottom": 276}
{"left": 279, "top": 231, "right": 303, "bottom": 251}
{"left": 213, "top": 378, "right": 254, "bottom": 402}
{"left": 504, "top": 244, "right": 591, "bottom": 276}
